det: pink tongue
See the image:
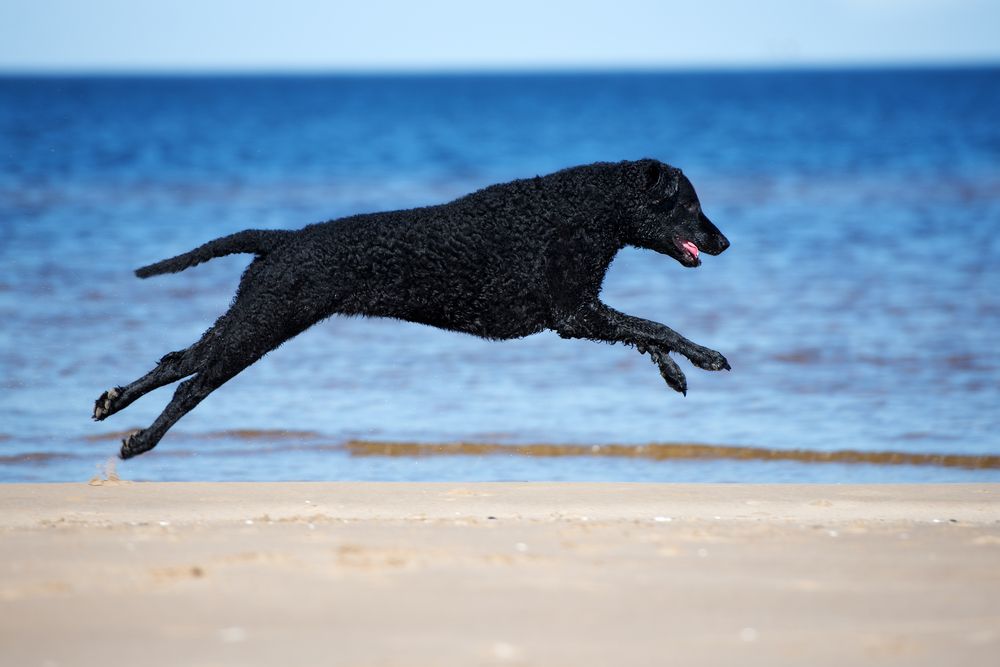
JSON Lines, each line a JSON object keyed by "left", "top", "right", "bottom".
{"left": 681, "top": 240, "right": 699, "bottom": 258}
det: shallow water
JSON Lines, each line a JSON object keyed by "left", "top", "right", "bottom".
{"left": 1, "top": 69, "right": 998, "bottom": 482}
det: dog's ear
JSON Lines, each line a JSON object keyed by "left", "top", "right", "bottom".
{"left": 642, "top": 161, "right": 662, "bottom": 191}
{"left": 641, "top": 162, "right": 679, "bottom": 200}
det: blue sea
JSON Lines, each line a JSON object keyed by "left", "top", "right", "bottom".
{"left": 1, "top": 69, "right": 998, "bottom": 482}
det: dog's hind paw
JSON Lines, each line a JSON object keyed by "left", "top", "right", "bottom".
{"left": 92, "top": 387, "right": 122, "bottom": 421}
{"left": 648, "top": 347, "right": 687, "bottom": 396}
{"left": 119, "top": 429, "right": 146, "bottom": 460}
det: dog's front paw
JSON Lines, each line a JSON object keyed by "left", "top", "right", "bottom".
{"left": 93, "top": 387, "right": 122, "bottom": 421}
{"left": 685, "top": 346, "right": 730, "bottom": 372}
{"left": 647, "top": 346, "right": 688, "bottom": 395}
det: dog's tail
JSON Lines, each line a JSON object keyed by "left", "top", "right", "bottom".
{"left": 135, "top": 229, "right": 292, "bottom": 278}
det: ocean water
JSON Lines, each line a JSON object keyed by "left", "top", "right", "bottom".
{"left": 1, "top": 69, "right": 998, "bottom": 482}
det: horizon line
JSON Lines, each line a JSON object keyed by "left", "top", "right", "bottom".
{"left": 2, "top": 59, "right": 999, "bottom": 78}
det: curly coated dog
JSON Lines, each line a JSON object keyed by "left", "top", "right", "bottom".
{"left": 93, "top": 159, "right": 731, "bottom": 459}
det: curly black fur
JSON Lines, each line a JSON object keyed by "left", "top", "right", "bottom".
{"left": 94, "top": 159, "right": 731, "bottom": 459}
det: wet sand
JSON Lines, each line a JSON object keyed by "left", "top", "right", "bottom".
{"left": 1, "top": 483, "right": 998, "bottom": 666}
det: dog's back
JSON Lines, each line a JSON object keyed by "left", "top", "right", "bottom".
{"left": 298, "top": 174, "right": 620, "bottom": 338}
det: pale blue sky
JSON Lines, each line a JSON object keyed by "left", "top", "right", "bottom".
{"left": 1, "top": 0, "right": 998, "bottom": 72}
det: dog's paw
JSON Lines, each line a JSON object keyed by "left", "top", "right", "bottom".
{"left": 648, "top": 347, "right": 687, "bottom": 395}
{"left": 93, "top": 387, "right": 122, "bottom": 421}
{"left": 685, "top": 346, "right": 731, "bottom": 372}
{"left": 119, "top": 429, "right": 146, "bottom": 460}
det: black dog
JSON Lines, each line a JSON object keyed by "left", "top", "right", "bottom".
{"left": 93, "top": 159, "right": 731, "bottom": 459}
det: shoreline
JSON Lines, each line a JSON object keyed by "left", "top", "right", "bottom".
{"left": 12, "top": 433, "right": 1000, "bottom": 470}
{"left": 2, "top": 483, "right": 999, "bottom": 665}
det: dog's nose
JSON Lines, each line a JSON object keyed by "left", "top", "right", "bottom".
{"left": 718, "top": 236, "right": 730, "bottom": 252}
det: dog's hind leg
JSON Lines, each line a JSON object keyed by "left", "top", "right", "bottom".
{"left": 118, "top": 314, "right": 310, "bottom": 458}
{"left": 92, "top": 312, "right": 237, "bottom": 421}
{"left": 117, "top": 294, "right": 322, "bottom": 458}
{"left": 117, "top": 362, "right": 246, "bottom": 459}
{"left": 92, "top": 348, "right": 202, "bottom": 421}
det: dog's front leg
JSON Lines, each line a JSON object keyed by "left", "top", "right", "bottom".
{"left": 554, "top": 301, "right": 730, "bottom": 373}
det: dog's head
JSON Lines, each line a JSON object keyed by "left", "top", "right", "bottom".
{"left": 621, "top": 159, "right": 729, "bottom": 267}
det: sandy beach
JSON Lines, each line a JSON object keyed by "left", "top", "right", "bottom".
{"left": 1, "top": 483, "right": 998, "bottom": 666}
